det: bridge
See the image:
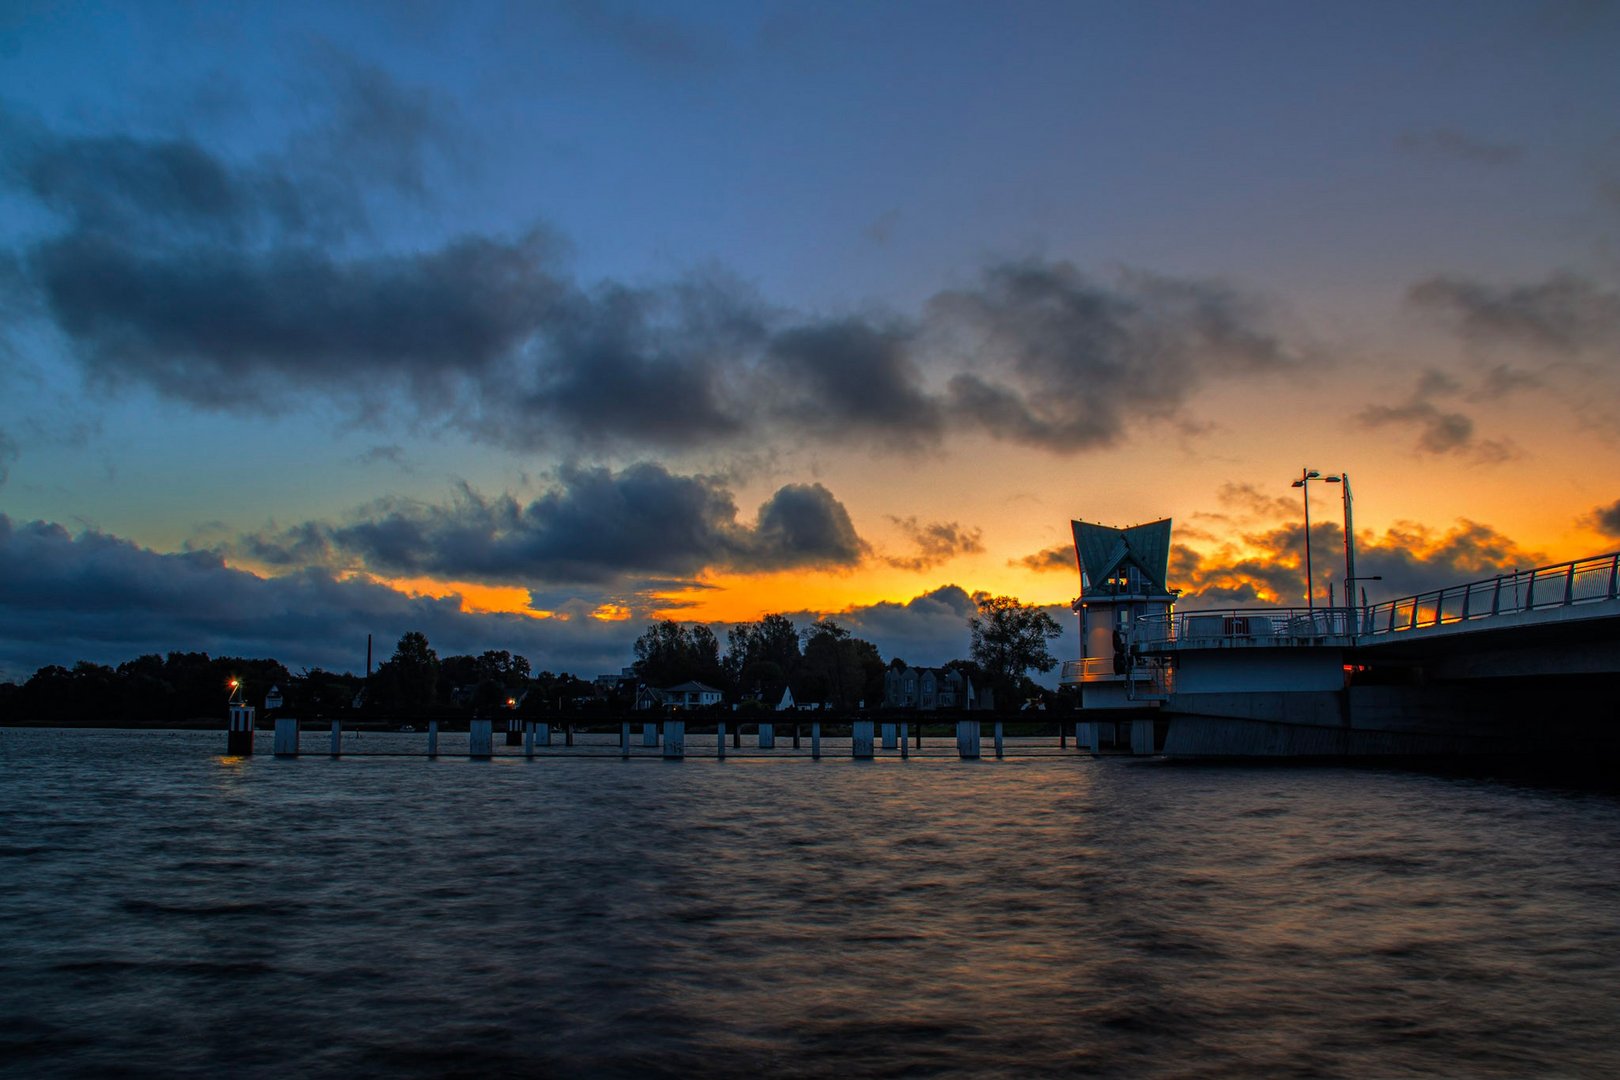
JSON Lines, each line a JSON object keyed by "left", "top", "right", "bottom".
{"left": 1066, "top": 552, "right": 1620, "bottom": 761}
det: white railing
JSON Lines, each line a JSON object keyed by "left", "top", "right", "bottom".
{"left": 1134, "top": 607, "right": 1353, "bottom": 649}
{"left": 1361, "top": 552, "right": 1620, "bottom": 636}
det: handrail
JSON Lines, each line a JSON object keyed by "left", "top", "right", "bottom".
{"left": 1360, "top": 551, "right": 1620, "bottom": 637}
{"left": 1128, "top": 551, "right": 1620, "bottom": 651}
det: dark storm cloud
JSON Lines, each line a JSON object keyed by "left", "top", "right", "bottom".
{"left": 836, "top": 585, "right": 980, "bottom": 667}
{"left": 883, "top": 516, "right": 983, "bottom": 571}
{"left": 1409, "top": 273, "right": 1620, "bottom": 355}
{"left": 244, "top": 464, "right": 866, "bottom": 585}
{"left": 1582, "top": 499, "right": 1620, "bottom": 538}
{"left": 4, "top": 102, "right": 1313, "bottom": 456}
{"left": 0, "top": 514, "right": 636, "bottom": 682}
{"left": 765, "top": 318, "right": 943, "bottom": 445}
{"left": 1395, "top": 129, "right": 1523, "bottom": 166}
{"left": 930, "top": 261, "right": 1300, "bottom": 451}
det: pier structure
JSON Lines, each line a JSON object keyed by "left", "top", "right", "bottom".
{"left": 1063, "top": 532, "right": 1620, "bottom": 760}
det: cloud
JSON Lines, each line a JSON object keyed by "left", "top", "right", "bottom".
{"left": 930, "top": 261, "right": 1302, "bottom": 451}
{"left": 834, "top": 585, "right": 979, "bottom": 668}
{"left": 884, "top": 516, "right": 984, "bottom": 571}
{"left": 0, "top": 513, "right": 639, "bottom": 683}
{"left": 1408, "top": 273, "right": 1620, "bottom": 355}
{"left": 1582, "top": 499, "right": 1620, "bottom": 538}
{"left": 4, "top": 104, "right": 1315, "bottom": 458}
{"left": 1356, "top": 371, "right": 1519, "bottom": 462}
{"left": 1171, "top": 518, "right": 1545, "bottom": 609}
{"left": 1013, "top": 544, "right": 1074, "bottom": 574}
{"left": 1215, "top": 481, "right": 1298, "bottom": 521}
{"left": 242, "top": 464, "right": 866, "bottom": 586}
{"left": 1395, "top": 129, "right": 1522, "bottom": 166}
{"left": 561, "top": 0, "right": 733, "bottom": 72}
{"left": 0, "top": 429, "right": 15, "bottom": 487}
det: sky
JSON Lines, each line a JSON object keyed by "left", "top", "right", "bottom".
{"left": 2, "top": 0, "right": 1619, "bottom": 684}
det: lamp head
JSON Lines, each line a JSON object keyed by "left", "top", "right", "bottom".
{"left": 1325, "top": 475, "right": 1342, "bottom": 483}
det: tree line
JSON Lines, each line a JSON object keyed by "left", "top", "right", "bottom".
{"left": 0, "top": 594, "right": 1066, "bottom": 724}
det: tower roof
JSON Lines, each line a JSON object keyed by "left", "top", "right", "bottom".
{"left": 1071, "top": 518, "right": 1173, "bottom": 593}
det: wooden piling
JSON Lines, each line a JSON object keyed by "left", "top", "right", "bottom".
{"left": 852, "top": 720, "right": 875, "bottom": 759}
{"left": 469, "top": 719, "right": 493, "bottom": 759}
{"left": 956, "top": 720, "right": 981, "bottom": 760}
{"left": 273, "top": 717, "right": 299, "bottom": 757}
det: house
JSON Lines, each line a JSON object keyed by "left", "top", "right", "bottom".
{"left": 882, "top": 664, "right": 979, "bottom": 710}
{"left": 636, "top": 681, "right": 725, "bottom": 710}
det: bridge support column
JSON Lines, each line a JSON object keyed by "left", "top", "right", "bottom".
{"left": 643, "top": 722, "right": 658, "bottom": 747}
{"left": 273, "top": 717, "right": 299, "bottom": 757}
{"left": 469, "top": 719, "right": 493, "bottom": 759}
{"left": 1077, "top": 721, "right": 1097, "bottom": 753}
{"left": 881, "top": 722, "right": 898, "bottom": 749}
{"left": 427, "top": 720, "right": 438, "bottom": 758}
{"left": 758, "top": 723, "right": 775, "bottom": 749}
{"left": 1130, "top": 718, "right": 1154, "bottom": 755}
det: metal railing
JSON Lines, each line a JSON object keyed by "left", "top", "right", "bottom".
{"left": 1133, "top": 607, "right": 1354, "bottom": 649}
{"left": 1059, "top": 657, "right": 1121, "bottom": 681}
{"left": 1361, "top": 552, "right": 1620, "bottom": 637}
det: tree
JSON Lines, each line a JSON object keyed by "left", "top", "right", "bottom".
{"left": 370, "top": 631, "right": 440, "bottom": 713}
{"left": 968, "top": 594, "right": 1063, "bottom": 711}
{"left": 633, "top": 620, "right": 725, "bottom": 690}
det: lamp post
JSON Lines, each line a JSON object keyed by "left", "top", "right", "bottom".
{"left": 1323, "top": 474, "right": 1356, "bottom": 611}
{"left": 1291, "top": 468, "right": 1321, "bottom": 612}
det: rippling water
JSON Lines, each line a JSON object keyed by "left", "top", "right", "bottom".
{"left": 3, "top": 727, "right": 1619, "bottom": 1078}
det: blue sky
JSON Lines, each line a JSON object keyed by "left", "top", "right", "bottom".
{"left": 2, "top": 0, "right": 1619, "bottom": 683}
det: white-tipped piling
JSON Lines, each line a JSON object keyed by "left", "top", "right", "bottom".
{"left": 505, "top": 716, "right": 522, "bottom": 746}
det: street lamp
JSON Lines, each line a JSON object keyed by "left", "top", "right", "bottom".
{"left": 1291, "top": 468, "right": 1321, "bottom": 612}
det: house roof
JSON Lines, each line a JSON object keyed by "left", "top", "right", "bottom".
{"left": 1071, "top": 518, "right": 1173, "bottom": 593}
{"left": 663, "top": 681, "right": 723, "bottom": 694}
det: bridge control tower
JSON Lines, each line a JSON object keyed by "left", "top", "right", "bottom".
{"left": 1064, "top": 518, "right": 1178, "bottom": 710}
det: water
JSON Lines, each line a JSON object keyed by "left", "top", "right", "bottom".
{"left": 3, "top": 728, "right": 1619, "bottom": 1078}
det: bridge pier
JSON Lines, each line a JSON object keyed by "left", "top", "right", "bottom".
{"left": 469, "top": 719, "right": 493, "bottom": 759}
{"left": 226, "top": 704, "right": 255, "bottom": 756}
{"left": 758, "top": 723, "right": 774, "bottom": 749}
{"left": 851, "top": 720, "right": 874, "bottom": 759}
{"left": 663, "top": 720, "right": 685, "bottom": 759}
